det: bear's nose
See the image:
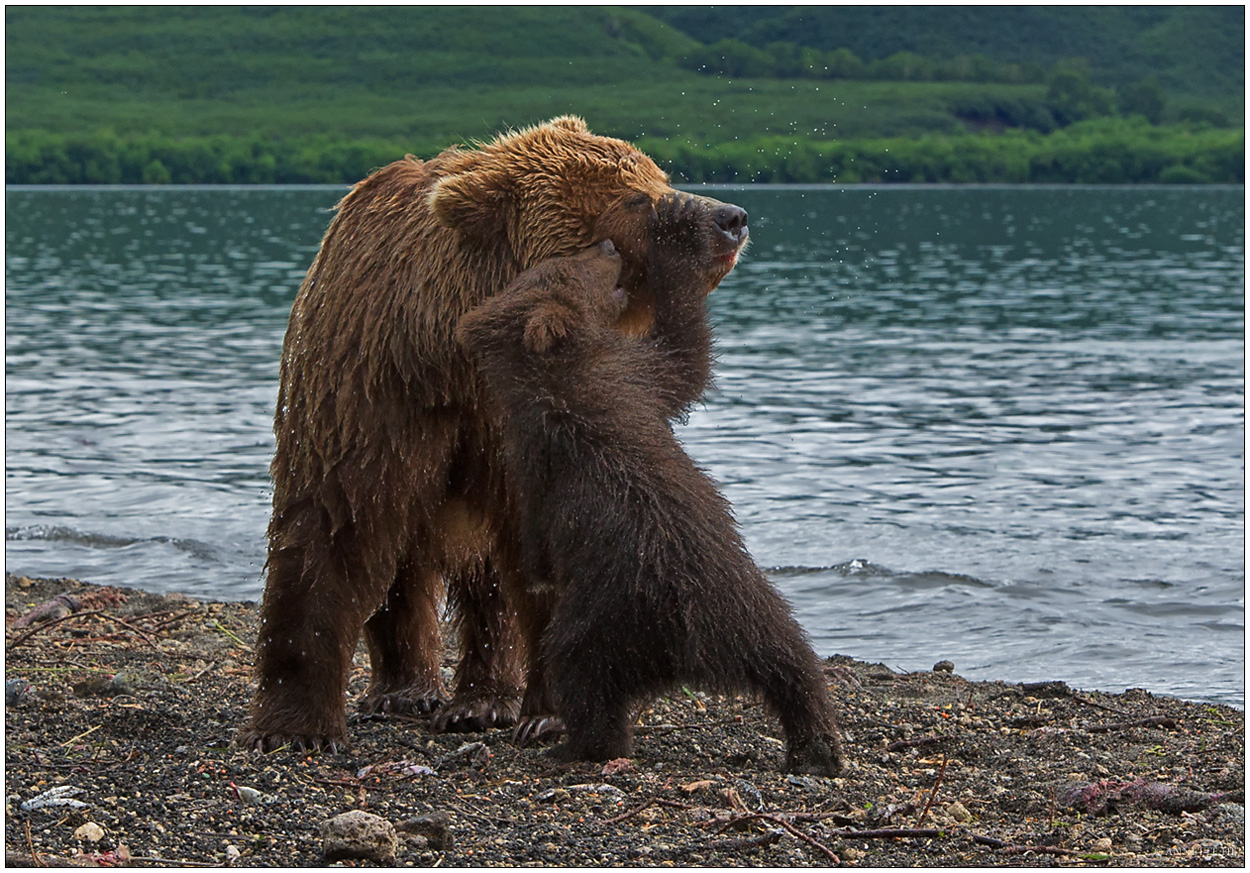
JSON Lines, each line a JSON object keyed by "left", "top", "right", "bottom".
{"left": 597, "top": 239, "right": 617, "bottom": 256}
{"left": 712, "top": 204, "right": 749, "bottom": 242}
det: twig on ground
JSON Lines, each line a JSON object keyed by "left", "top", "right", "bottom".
{"left": 603, "top": 796, "right": 696, "bottom": 825}
{"left": 25, "top": 818, "right": 42, "bottom": 867}
{"left": 1073, "top": 694, "right": 1128, "bottom": 715}
{"left": 915, "top": 754, "right": 949, "bottom": 827}
{"left": 970, "top": 833, "right": 1077, "bottom": 856}
{"left": 702, "top": 830, "right": 783, "bottom": 853}
{"left": 60, "top": 724, "right": 102, "bottom": 747}
{"left": 107, "top": 615, "right": 163, "bottom": 655}
{"left": 827, "top": 827, "right": 943, "bottom": 840}
{"left": 6, "top": 611, "right": 105, "bottom": 651}
{"left": 635, "top": 716, "right": 742, "bottom": 736}
{"left": 127, "top": 856, "right": 220, "bottom": 867}
{"left": 717, "top": 812, "right": 841, "bottom": 865}
{"left": 143, "top": 609, "right": 199, "bottom": 632}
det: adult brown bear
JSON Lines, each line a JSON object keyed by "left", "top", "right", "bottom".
{"left": 239, "top": 117, "right": 749, "bottom": 752}
{"left": 455, "top": 199, "right": 843, "bottom": 775}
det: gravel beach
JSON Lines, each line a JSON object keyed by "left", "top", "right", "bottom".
{"left": 4, "top": 573, "right": 1243, "bottom": 867}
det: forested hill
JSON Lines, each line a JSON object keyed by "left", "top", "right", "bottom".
{"left": 5, "top": 5, "right": 1243, "bottom": 185}
{"left": 642, "top": 5, "right": 1244, "bottom": 97}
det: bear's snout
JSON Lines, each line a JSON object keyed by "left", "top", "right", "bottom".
{"left": 711, "top": 203, "right": 749, "bottom": 246}
{"left": 597, "top": 239, "right": 618, "bottom": 257}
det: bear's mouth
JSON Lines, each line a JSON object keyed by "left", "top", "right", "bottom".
{"left": 710, "top": 228, "right": 749, "bottom": 278}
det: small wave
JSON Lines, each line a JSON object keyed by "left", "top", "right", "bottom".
{"left": 6, "top": 525, "right": 219, "bottom": 561}
{"left": 766, "top": 560, "right": 994, "bottom": 588}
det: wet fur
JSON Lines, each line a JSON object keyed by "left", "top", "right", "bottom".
{"left": 457, "top": 199, "right": 844, "bottom": 775}
{"left": 240, "top": 117, "right": 743, "bottom": 751}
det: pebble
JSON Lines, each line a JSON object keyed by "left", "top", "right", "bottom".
{"left": 73, "top": 822, "right": 106, "bottom": 842}
{"left": 946, "top": 801, "right": 972, "bottom": 823}
{"left": 1093, "top": 837, "right": 1113, "bottom": 852}
{"left": 321, "top": 810, "right": 398, "bottom": 864}
{"left": 397, "top": 811, "right": 452, "bottom": 850}
{"left": 933, "top": 660, "right": 955, "bottom": 674}
{"left": 6, "top": 678, "right": 30, "bottom": 706}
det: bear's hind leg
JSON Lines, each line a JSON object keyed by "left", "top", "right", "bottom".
{"left": 544, "top": 612, "right": 636, "bottom": 762}
{"left": 732, "top": 611, "right": 845, "bottom": 777}
{"left": 359, "top": 558, "right": 450, "bottom": 716}
{"left": 242, "top": 507, "right": 391, "bottom": 753}
{"left": 431, "top": 556, "right": 524, "bottom": 731}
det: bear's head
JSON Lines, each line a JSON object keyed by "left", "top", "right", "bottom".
{"left": 429, "top": 117, "right": 747, "bottom": 334}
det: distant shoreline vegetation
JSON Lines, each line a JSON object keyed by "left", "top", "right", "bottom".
{"left": 6, "top": 119, "right": 1242, "bottom": 186}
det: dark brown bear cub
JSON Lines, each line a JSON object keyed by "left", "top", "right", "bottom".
{"left": 456, "top": 197, "right": 844, "bottom": 775}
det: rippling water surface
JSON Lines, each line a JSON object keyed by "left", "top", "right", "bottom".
{"left": 5, "top": 185, "right": 1244, "bottom": 706}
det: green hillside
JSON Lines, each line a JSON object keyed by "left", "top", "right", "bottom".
{"left": 5, "top": 6, "right": 1242, "bottom": 185}
{"left": 644, "top": 5, "right": 1244, "bottom": 96}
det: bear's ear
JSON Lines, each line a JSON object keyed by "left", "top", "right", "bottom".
{"left": 523, "top": 303, "right": 574, "bottom": 355}
{"left": 547, "top": 115, "right": 589, "bottom": 134}
{"left": 428, "top": 167, "right": 513, "bottom": 239}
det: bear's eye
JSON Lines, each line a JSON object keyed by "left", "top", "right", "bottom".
{"left": 623, "top": 193, "right": 651, "bottom": 209}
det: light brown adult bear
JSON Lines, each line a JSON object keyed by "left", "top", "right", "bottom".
{"left": 456, "top": 202, "right": 843, "bottom": 775}
{"left": 239, "top": 117, "right": 749, "bottom": 752}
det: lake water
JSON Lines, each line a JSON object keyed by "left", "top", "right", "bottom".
{"left": 5, "top": 185, "right": 1244, "bottom": 707}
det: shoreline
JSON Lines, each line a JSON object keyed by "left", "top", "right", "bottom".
{"left": 5, "top": 574, "right": 1244, "bottom": 867}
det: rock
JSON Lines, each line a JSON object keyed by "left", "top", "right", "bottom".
{"left": 535, "top": 788, "right": 571, "bottom": 804}
{"left": 73, "top": 822, "right": 105, "bottom": 842}
{"left": 397, "top": 811, "right": 452, "bottom": 850}
{"left": 933, "top": 660, "right": 955, "bottom": 674}
{"left": 1093, "top": 836, "right": 1113, "bottom": 852}
{"left": 6, "top": 678, "right": 30, "bottom": 706}
{"left": 321, "top": 810, "right": 398, "bottom": 863}
{"left": 946, "top": 801, "right": 973, "bottom": 823}
{"left": 232, "top": 784, "right": 275, "bottom": 805}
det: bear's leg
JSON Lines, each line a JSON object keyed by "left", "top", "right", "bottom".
{"left": 705, "top": 593, "right": 845, "bottom": 777}
{"left": 545, "top": 635, "right": 634, "bottom": 762}
{"left": 541, "top": 593, "right": 639, "bottom": 761}
{"left": 751, "top": 639, "right": 844, "bottom": 776}
{"left": 508, "top": 583, "right": 567, "bottom": 746}
{"left": 358, "top": 558, "right": 450, "bottom": 715}
{"left": 241, "top": 510, "right": 393, "bottom": 753}
{"left": 430, "top": 556, "right": 524, "bottom": 731}
{"left": 428, "top": 498, "right": 524, "bottom": 732}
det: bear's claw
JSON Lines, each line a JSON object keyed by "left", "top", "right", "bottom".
{"left": 430, "top": 693, "right": 521, "bottom": 733}
{"left": 513, "top": 714, "right": 566, "bottom": 747}
{"left": 236, "top": 729, "right": 347, "bottom": 755}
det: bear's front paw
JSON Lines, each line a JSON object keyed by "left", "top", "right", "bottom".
{"left": 236, "top": 727, "right": 347, "bottom": 755}
{"left": 430, "top": 691, "right": 522, "bottom": 733}
{"left": 358, "top": 684, "right": 449, "bottom": 718}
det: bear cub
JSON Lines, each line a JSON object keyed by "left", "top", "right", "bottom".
{"left": 456, "top": 195, "right": 844, "bottom": 775}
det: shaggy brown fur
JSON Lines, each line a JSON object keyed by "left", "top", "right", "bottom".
{"left": 456, "top": 197, "right": 844, "bottom": 775}
{"left": 239, "top": 117, "right": 749, "bottom": 752}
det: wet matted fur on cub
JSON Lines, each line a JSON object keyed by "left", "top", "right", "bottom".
{"left": 456, "top": 196, "right": 843, "bottom": 776}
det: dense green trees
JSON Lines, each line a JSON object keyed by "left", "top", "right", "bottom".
{"left": 644, "top": 119, "right": 1242, "bottom": 185}
{"left": 7, "top": 119, "right": 1240, "bottom": 186}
